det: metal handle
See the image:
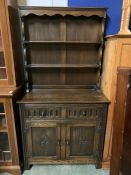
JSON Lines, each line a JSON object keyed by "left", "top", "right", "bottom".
{"left": 82, "top": 111, "right": 86, "bottom": 116}
{"left": 57, "top": 140, "right": 60, "bottom": 145}
{"left": 66, "top": 140, "right": 70, "bottom": 145}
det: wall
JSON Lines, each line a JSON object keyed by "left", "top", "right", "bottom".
{"left": 68, "top": 0, "right": 123, "bottom": 36}
{"left": 18, "top": 0, "right": 68, "bottom": 7}
{"left": 18, "top": 0, "right": 26, "bottom": 5}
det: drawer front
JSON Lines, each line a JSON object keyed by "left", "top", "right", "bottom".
{"left": 20, "top": 104, "right": 107, "bottom": 121}
{"left": 20, "top": 104, "right": 62, "bottom": 120}
{"left": 65, "top": 104, "right": 105, "bottom": 120}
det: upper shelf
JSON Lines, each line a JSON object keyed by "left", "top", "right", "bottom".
{"left": 23, "top": 41, "right": 102, "bottom": 45}
{"left": 19, "top": 7, "right": 107, "bottom": 18}
{"left": 25, "top": 64, "right": 101, "bottom": 68}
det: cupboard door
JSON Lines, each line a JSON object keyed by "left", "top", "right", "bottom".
{"left": 25, "top": 121, "right": 61, "bottom": 162}
{"left": 0, "top": 0, "right": 14, "bottom": 86}
{"left": 0, "top": 100, "right": 12, "bottom": 163}
{"left": 66, "top": 122, "right": 99, "bottom": 163}
{"left": 0, "top": 25, "right": 7, "bottom": 80}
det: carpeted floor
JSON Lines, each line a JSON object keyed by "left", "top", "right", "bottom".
{"left": 23, "top": 165, "right": 109, "bottom": 175}
{"left": 0, "top": 165, "right": 109, "bottom": 175}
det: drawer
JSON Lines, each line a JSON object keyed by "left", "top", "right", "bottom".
{"left": 19, "top": 103, "right": 107, "bottom": 121}
{"left": 65, "top": 104, "right": 105, "bottom": 120}
{"left": 20, "top": 104, "right": 62, "bottom": 120}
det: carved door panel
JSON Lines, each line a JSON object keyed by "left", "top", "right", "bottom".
{"left": 25, "top": 121, "right": 61, "bottom": 161}
{"left": 65, "top": 122, "right": 100, "bottom": 162}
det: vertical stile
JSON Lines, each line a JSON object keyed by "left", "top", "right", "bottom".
{"left": 60, "top": 17, "right": 66, "bottom": 85}
{"left": 21, "top": 17, "right": 30, "bottom": 92}
{"left": 97, "top": 16, "right": 106, "bottom": 88}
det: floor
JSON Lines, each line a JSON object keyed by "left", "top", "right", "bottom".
{"left": 0, "top": 165, "right": 109, "bottom": 175}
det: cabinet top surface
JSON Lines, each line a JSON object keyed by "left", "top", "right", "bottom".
{"left": 18, "top": 89, "right": 109, "bottom": 104}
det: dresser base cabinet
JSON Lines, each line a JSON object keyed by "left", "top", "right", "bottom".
{"left": 18, "top": 89, "right": 109, "bottom": 170}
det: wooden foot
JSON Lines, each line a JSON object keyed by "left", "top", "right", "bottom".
{"left": 0, "top": 166, "right": 21, "bottom": 175}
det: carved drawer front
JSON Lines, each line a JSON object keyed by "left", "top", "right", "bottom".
{"left": 23, "top": 104, "right": 62, "bottom": 119}
{"left": 65, "top": 122, "right": 99, "bottom": 162}
{"left": 21, "top": 104, "right": 106, "bottom": 121}
{"left": 66, "top": 104, "right": 104, "bottom": 120}
{"left": 25, "top": 121, "right": 60, "bottom": 161}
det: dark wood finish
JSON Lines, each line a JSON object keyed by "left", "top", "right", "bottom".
{"left": 110, "top": 68, "right": 131, "bottom": 175}
{"left": 19, "top": 7, "right": 106, "bottom": 91}
{"left": 19, "top": 7, "right": 107, "bottom": 18}
{"left": 19, "top": 101, "right": 108, "bottom": 169}
{"left": 25, "top": 64, "right": 100, "bottom": 68}
{"left": 23, "top": 41, "right": 101, "bottom": 44}
{"left": 18, "top": 89, "right": 108, "bottom": 104}
{"left": 18, "top": 7, "right": 109, "bottom": 170}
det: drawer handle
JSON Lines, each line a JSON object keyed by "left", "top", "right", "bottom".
{"left": 66, "top": 140, "right": 70, "bottom": 145}
{"left": 57, "top": 140, "right": 60, "bottom": 145}
{"left": 41, "top": 111, "right": 47, "bottom": 117}
{"left": 82, "top": 111, "right": 86, "bottom": 116}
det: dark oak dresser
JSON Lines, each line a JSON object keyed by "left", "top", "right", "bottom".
{"left": 110, "top": 68, "right": 131, "bottom": 175}
{"left": 18, "top": 7, "right": 109, "bottom": 170}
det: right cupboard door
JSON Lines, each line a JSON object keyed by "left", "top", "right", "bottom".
{"left": 65, "top": 122, "right": 100, "bottom": 164}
